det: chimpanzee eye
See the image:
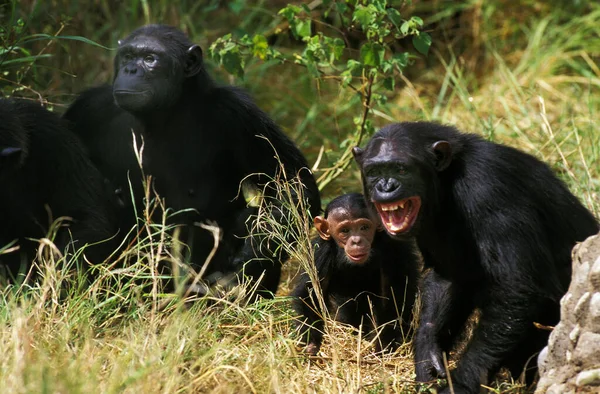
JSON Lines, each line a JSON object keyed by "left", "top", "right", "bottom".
{"left": 120, "top": 53, "right": 133, "bottom": 64}
{"left": 340, "top": 227, "right": 350, "bottom": 234}
{"left": 144, "top": 55, "right": 157, "bottom": 66}
{"left": 360, "top": 224, "right": 371, "bottom": 231}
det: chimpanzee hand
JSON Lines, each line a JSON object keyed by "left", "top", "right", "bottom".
{"left": 304, "top": 342, "right": 319, "bottom": 356}
{"left": 415, "top": 348, "right": 447, "bottom": 381}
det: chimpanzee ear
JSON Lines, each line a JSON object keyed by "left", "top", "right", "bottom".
{"left": 313, "top": 216, "right": 331, "bottom": 241}
{"left": 0, "top": 147, "right": 22, "bottom": 157}
{"left": 432, "top": 140, "right": 452, "bottom": 171}
{"left": 352, "top": 146, "right": 364, "bottom": 164}
{"left": 185, "top": 45, "right": 204, "bottom": 77}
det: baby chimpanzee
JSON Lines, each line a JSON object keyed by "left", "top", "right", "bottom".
{"left": 292, "top": 193, "right": 419, "bottom": 355}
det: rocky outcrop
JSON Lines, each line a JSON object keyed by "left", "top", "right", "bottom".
{"left": 536, "top": 233, "right": 600, "bottom": 394}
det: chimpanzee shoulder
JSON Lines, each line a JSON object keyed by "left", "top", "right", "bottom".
{"left": 0, "top": 98, "right": 119, "bottom": 277}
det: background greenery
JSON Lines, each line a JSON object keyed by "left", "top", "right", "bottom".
{"left": 0, "top": 0, "right": 598, "bottom": 393}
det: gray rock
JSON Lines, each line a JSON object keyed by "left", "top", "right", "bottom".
{"left": 536, "top": 233, "right": 600, "bottom": 393}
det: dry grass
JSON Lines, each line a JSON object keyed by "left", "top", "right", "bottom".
{"left": 1, "top": 1, "right": 599, "bottom": 393}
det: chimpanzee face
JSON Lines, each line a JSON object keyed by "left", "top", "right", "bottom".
{"left": 314, "top": 207, "right": 376, "bottom": 265}
{"left": 112, "top": 33, "right": 203, "bottom": 113}
{"left": 353, "top": 127, "right": 452, "bottom": 239}
{"left": 359, "top": 149, "right": 423, "bottom": 237}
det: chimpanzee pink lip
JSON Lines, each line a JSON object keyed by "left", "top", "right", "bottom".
{"left": 348, "top": 253, "right": 368, "bottom": 262}
{"left": 374, "top": 196, "right": 421, "bottom": 235}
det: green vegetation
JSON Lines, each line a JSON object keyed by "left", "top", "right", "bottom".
{"left": 0, "top": 0, "right": 598, "bottom": 393}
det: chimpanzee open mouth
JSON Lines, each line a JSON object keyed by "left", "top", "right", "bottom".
{"left": 374, "top": 197, "right": 421, "bottom": 235}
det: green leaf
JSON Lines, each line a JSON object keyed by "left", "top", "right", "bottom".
{"left": 383, "top": 76, "right": 395, "bottom": 91}
{"left": 343, "top": 59, "right": 363, "bottom": 77}
{"left": 335, "top": 2, "right": 348, "bottom": 15}
{"left": 293, "top": 19, "right": 312, "bottom": 38}
{"left": 392, "top": 52, "right": 409, "bottom": 70}
{"left": 252, "top": 34, "right": 269, "bottom": 59}
{"left": 352, "top": 6, "right": 375, "bottom": 29}
{"left": 386, "top": 8, "right": 402, "bottom": 29}
{"left": 0, "top": 54, "right": 52, "bottom": 65}
{"left": 328, "top": 37, "right": 345, "bottom": 61}
{"left": 278, "top": 5, "right": 302, "bottom": 22}
{"left": 412, "top": 32, "right": 432, "bottom": 55}
{"left": 400, "top": 21, "right": 410, "bottom": 35}
{"left": 221, "top": 50, "right": 244, "bottom": 78}
{"left": 411, "top": 16, "right": 424, "bottom": 26}
{"left": 359, "top": 42, "right": 384, "bottom": 66}
{"left": 20, "top": 34, "right": 112, "bottom": 50}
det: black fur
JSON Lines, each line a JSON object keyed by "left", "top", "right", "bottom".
{"left": 353, "top": 122, "right": 599, "bottom": 393}
{"left": 291, "top": 193, "right": 419, "bottom": 354}
{"left": 63, "top": 25, "right": 321, "bottom": 298}
{"left": 0, "top": 98, "right": 118, "bottom": 280}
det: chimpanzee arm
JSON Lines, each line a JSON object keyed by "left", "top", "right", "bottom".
{"left": 290, "top": 239, "right": 334, "bottom": 355}
{"left": 222, "top": 87, "right": 320, "bottom": 298}
{"left": 375, "top": 237, "right": 420, "bottom": 351}
{"left": 437, "top": 234, "right": 551, "bottom": 393}
{"left": 414, "top": 268, "right": 475, "bottom": 383}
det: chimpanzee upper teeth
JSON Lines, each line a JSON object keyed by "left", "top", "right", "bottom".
{"left": 399, "top": 201, "right": 405, "bottom": 209}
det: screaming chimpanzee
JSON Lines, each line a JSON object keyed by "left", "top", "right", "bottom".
{"left": 0, "top": 98, "right": 118, "bottom": 280}
{"left": 63, "top": 24, "right": 321, "bottom": 298}
{"left": 353, "top": 122, "right": 599, "bottom": 393}
{"left": 292, "top": 193, "right": 419, "bottom": 356}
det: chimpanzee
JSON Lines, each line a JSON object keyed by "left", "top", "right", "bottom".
{"left": 0, "top": 98, "right": 118, "bottom": 280}
{"left": 353, "top": 122, "right": 599, "bottom": 393}
{"left": 63, "top": 24, "right": 321, "bottom": 298}
{"left": 292, "top": 193, "right": 419, "bottom": 355}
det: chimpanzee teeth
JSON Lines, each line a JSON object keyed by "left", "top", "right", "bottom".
{"left": 387, "top": 207, "right": 412, "bottom": 232}
{"left": 381, "top": 202, "right": 408, "bottom": 211}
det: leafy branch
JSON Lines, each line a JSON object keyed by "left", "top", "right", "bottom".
{"left": 209, "top": 0, "right": 431, "bottom": 191}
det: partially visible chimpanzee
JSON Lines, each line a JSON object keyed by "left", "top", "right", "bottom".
{"left": 0, "top": 98, "right": 118, "bottom": 280}
{"left": 353, "top": 122, "right": 599, "bottom": 393}
{"left": 292, "top": 193, "right": 419, "bottom": 356}
{"left": 63, "top": 25, "right": 321, "bottom": 298}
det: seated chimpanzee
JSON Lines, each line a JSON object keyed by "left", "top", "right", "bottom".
{"left": 292, "top": 193, "right": 419, "bottom": 355}
{"left": 63, "top": 24, "right": 321, "bottom": 298}
{"left": 353, "top": 122, "right": 599, "bottom": 393}
{"left": 0, "top": 98, "right": 119, "bottom": 281}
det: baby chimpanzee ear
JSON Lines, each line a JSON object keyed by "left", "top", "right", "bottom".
{"left": 185, "top": 45, "right": 204, "bottom": 77}
{"left": 313, "top": 216, "right": 331, "bottom": 241}
{"left": 432, "top": 140, "right": 452, "bottom": 171}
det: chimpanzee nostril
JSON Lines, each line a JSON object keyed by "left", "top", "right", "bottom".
{"left": 124, "top": 65, "right": 137, "bottom": 74}
{"left": 376, "top": 178, "right": 401, "bottom": 193}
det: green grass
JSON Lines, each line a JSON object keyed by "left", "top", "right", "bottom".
{"left": 1, "top": 1, "right": 599, "bottom": 393}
